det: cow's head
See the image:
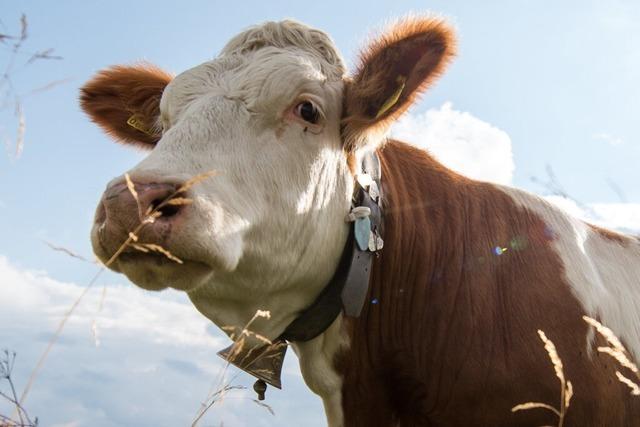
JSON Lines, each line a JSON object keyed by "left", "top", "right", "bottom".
{"left": 81, "top": 17, "right": 455, "bottom": 337}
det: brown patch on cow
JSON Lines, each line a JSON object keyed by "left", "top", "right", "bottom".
{"left": 588, "top": 223, "right": 632, "bottom": 246}
{"left": 334, "top": 140, "right": 640, "bottom": 426}
{"left": 342, "top": 17, "right": 456, "bottom": 152}
{"left": 80, "top": 63, "right": 172, "bottom": 148}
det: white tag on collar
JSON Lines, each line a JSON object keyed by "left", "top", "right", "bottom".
{"left": 368, "top": 230, "right": 384, "bottom": 252}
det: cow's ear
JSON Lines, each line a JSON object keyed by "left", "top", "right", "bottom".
{"left": 80, "top": 63, "right": 172, "bottom": 149}
{"left": 342, "top": 17, "right": 456, "bottom": 151}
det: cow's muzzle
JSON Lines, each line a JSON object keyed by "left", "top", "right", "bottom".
{"left": 93, "top": 177, "right": 188, "bottom": 264}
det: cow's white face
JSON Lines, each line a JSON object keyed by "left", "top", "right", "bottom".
{"left": 82, "top": 18, "right": 456, "bottom": 340}
{"left": 88, "top": 22, "right": 354, "bottom": 336}
{"left": 122, "top": 46, "right": 349, "bottom": 284}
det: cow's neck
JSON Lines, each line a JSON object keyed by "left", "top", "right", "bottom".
{"left": 292, "top": 314, "right": 349, "bottom": 427}
{"left": 187, "top": 280, "right": 315, "bottom": 348}
{"left": 288, "top": 140, "right": 452, "bottom": 426}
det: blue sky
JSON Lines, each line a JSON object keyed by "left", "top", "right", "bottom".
{"left": 1, "top": 1, "right": 639, "bottom": 426}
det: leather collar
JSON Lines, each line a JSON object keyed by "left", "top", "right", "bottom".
{"left": 280, "top": 150, "right": 383, "bottom": 340}
{"left": 217, "top": 150, "right": 384, "bottom": 399}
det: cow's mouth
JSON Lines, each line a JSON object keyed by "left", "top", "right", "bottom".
{"left": 118, "top": 251, "right": 184, "bottom": 267}
{"left": 113, "top": 250, "right": 213, "bottom": 291}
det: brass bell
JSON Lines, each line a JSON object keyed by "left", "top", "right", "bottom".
{"left": 217, "top": 339, "right": 288, "bottom": 399}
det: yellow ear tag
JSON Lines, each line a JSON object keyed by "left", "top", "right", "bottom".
{"left": 375, "top": 76, "right": 406, "bottom": 119}
{"left": 127, "top": 115, "right": 153, "bottom": 136}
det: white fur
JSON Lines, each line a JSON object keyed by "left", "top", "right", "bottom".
{"left": 93, "top": 21, "right": 352, "bottom": 421}
{"left": 500, "top": 186, "right": 640, "bottom": 359}
{"left": 292, "top": 315, "right": 348, "bottom": 427}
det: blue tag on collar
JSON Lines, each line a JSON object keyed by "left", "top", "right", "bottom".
{"left": 354, "top": 216, "right": 371, "bottom": 251}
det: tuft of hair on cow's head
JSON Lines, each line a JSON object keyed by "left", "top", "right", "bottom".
{"left": 79, "top": 63, "right": 173, "bottom": 148}
{"left": 342, "top": 16, "right": 457, "bottom": 152}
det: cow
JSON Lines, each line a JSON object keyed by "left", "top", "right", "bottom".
{"left": 80, "top": 16, "right": 640, "bottom": 426}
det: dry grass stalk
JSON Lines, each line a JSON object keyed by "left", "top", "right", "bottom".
{"left": 0, "top": 350, "right": 38, "bottom": 426}
{"left": 192, "top": 310, "right": 274, "bottom": 426}
{"left": 124, "top": 173, "right": 139, "bottom": 204}
{"left": 17, "top": 268, "right": 105, "bottom": 408}
{"left": 91, "top": 284, "right": 108, "bottom": 348}
{"left": 582, "top": 316, "right": 626, "bottom": 352}
{"left": 583, "top": 316, "right": 640, "bottom": 396}
{"left": 17, "top": 170, "right": 217, "bottom": 412}
{"left": 1, "top": 13, "right": 65, "bottom": 160}
{"left": 101, "top": 171, "right": 211, "bottom": 266}
{"left": 251, "top": 398, "right": 275, "bottom": 416}
{"left": 511, "top": 402, "right": 560, "bottom": 417}
{"left": 165, "top": 197, "right": 193, "bottom": 206}
{"left": 25, "top": 48, "right": 62, "bottom": 65}
{"left": 24, "top": 77, "right": 73, "bottom": 97}
{"left": 616, "top": 371, "right": 640, "bottom": 396}
{"left": 191, "top": 383, "right": 245, "bottom": 426}
{"left": 178, "top": 171, "right": 219, "bottom": 194}
{"left": 43, "top": 240, "right": 92, "bottom": 263}
{"left": 42, "top": 239, "right": 99, "bottom": 347}
{"left": 14, "top": 103, "right": 24, "bottom": 158}
{"left": 598, "top": 347, "right": 638, "bottom": 374}
{"left": 227, "top": 311, "right": 272, "bottom": 363}
{"left": 121, "top": 171, "right": 217, "bottom": 265}
{"left": 131, "top": 243, "right": 183, "bottom": 264}
{"left": 512, "top": 330, "right": 572, "bottom": 427}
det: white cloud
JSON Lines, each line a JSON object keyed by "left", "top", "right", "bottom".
{"left": 391, "top": 102, "right": 514, "bottom": 185}
{"left": 590, "top": 203, "right": 640, "bottom": 232}
{"left": 545, "top": 196, "right": 640, "bottom": 233}
{"left": 593, "top": 132, "right": 624, "bottom": 146}
{"left": 0, "top": 256, "right": 323, "bottom": 427}
{"left": 390, "top": 102, "right": 639, "bottom": 235}
{"left": 391, "top": 103, "right": 638, "bottom": 233}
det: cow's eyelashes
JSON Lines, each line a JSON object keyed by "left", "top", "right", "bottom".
{"left": 294, "top": 100, "right": 321, "bottom": 124}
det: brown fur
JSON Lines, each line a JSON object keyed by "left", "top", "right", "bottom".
{"left": 79, "top": 63, "right": 172, "bottom": 148}
{"left": 335, "top": 141, "right": 640, "bottom": 426}
{"left": 342, "top": 17, "right": 457, "bottom": 151}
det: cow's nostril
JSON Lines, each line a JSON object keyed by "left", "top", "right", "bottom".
{"left": 151, "top": 198, "right": 181, "bottom": 218}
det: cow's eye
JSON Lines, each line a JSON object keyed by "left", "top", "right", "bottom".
{"left": 295, "top": 101, "right": 320, "bottom": 124}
